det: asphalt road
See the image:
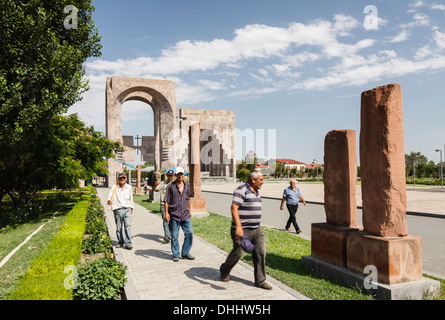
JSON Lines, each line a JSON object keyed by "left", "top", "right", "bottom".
{"left": 202, "top": 191, "right": 445, "bottom": 280}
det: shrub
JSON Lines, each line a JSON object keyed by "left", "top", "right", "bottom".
{"left": 82, "top": 232, "right": 112, "bottom": 255}
{"left": 74, "top": 257, "right": 127, "bottom": 300}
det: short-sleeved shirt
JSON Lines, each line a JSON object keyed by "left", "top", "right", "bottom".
{"left": 232, "top": 183, "right": 262, "bottom": 229}
{"left": 283, "top": 186, "right": 302, "bottom": 205}
{"left": 164, "top": 180, "right": 192, "bottom": 221}
{"left": 156, "top": 179, "right": 170, "bottom": 202}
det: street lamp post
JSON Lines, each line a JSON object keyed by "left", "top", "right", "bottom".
{"left": 435, "top": 149, "right": 443, "bottom": 188}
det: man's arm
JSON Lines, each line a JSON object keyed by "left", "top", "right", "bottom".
{"left": 164, "top": 202, "right": 169, "bottom": 222}
{"left": 300, "top": 196, "right": 307, "bottom": 206}
{"left": 231, "top": 203, "right": 243, "bottom": 238}
{"left": 280, "top": 197, "right": 286, "bottom": 210}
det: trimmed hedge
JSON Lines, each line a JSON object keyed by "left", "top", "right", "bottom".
{"left": 8, "top": 191, "right": 91, "bottom": 300}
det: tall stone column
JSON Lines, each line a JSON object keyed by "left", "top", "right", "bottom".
{"left": 135, "top": 165, "right": 144, "bottom": 195}
{"left": 309, "top": 129, "right": 360, "bottom": 267}
{"left": 324, "top": 129, "right": 357, "bottom": 227}
{"left": 188, "top": 122, "right": 208, "bottom": 218}
{"left": 360, "top": 83, "right": 408, "bottom": 237}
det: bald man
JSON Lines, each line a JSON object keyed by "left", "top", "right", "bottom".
{"left": 280, "top": 179, "right": 306, "bottom": 234}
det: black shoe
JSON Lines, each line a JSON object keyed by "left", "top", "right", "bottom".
{"left": 255, "top": 282, "right": 273, "bottom": 290}
{"left": 296, "top": 230, "right": 302, "bottom": 234}
{"left": 181, "top": 254, "right": 195, "bottom": 260}
{"left": 125, "top": 245, "right": 133, "bottom": 250}
{"left": 163, "top": 236, "right": 171, "bottom": 243}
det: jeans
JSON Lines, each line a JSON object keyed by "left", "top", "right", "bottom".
{"left": 114, "top": 208, "right": 132, "bottom": 246}
{"left": 169, "top": 218, "right": 193, "bottom": 258}
{"left": 285, "top": 204, "right": 300, "bottom": 231}
{"left": 220, "top": 227, "right": 267, "bottom": 286}
{"left": 160, "top": 202, "right": 171, "bottom": 239}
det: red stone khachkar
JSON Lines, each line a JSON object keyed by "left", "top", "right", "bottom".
{"left": 324, "top": 129, "right": 357, "bottom": 228}
{"left": 360, "top": 83, "right": 408, "bottom": 237}
{"left": 188, "top": 122, "right": 207, "bottom": 215}
{"left": 308, "top": 84, "right": 425, "bottom": 287}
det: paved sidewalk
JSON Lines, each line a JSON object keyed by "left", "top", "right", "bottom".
{"left": 96, "top": 187, "right": 309, "bottom": 301}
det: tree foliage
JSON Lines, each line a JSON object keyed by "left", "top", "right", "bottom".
{"left": 0, "top": 1, "right": 119, "bottom": 206}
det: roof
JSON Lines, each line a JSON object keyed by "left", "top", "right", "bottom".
{"left": 274, "top": 159, "right": 305, "bottom": 165}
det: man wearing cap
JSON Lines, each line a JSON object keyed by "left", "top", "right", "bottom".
{"left": 152, "top": 169, "right": 174, "bottom": 243}
{"left": 107, "top": 173, "right": 134, "bottom": 250}
{"left": 164, "top": 167, "right": 194, "bottom": 262}
{"left": 220, "top": 170, "right": 272, "bottom": 290}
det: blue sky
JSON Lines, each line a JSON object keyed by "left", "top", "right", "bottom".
{"left": 69, "top": 0, "right": 445, "bottom": 165}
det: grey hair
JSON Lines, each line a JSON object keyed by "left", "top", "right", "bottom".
{"left": 249, "top": 170, "right": 261, "bottom": 182}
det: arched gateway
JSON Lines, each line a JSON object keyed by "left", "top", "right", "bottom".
{"left": 105, "top": 76, "right": 236, "bottom": 187}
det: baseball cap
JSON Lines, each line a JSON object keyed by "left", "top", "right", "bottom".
{"left": 241, "top": 235, "right": 254, "bottom": 252}
{"left": 175, "top": 167, "right": 185, "bottom": 174}
{"left": 118, "top": 172, "right": 126, "bottom": 178}
{"left": 167, "top": 169, "right": 174, "bottom": 176}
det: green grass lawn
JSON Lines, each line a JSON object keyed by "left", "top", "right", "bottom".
{"left": 0, "top": 196, "right": 81, "bottom": 299}
{"left": 133, "top": 195, "right": 445, "bottom": 300}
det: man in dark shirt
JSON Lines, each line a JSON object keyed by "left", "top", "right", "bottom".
{"left": 164, "top": 167, "right": 195, "bottom": 262}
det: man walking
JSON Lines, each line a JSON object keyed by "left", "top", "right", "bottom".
{"left": 153, "top": 169, "right": 174, "bottom": 243}
{"left": 220, "top": 170, "right": 272, "bottom": 290}
{"left": 164, "top": 167, "right": 194, "bottom": 262}
{"left": 280, "top": 179, "right": 307, "bottom": 234}
{"left": 107, "top": 172, "right": 134, "bottom": 250}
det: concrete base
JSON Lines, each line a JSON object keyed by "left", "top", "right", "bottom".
{"left": 302, "top": 255, "right": 440, "bottom": 300}
{"left": 134, "top": 187, "right": 144, "bottom": 195}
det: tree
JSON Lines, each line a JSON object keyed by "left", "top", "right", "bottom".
{"left": 405, "top": 152, "right": 428, "bottom": 177}
{"left": 0, "top": 1, "right": 103, "bottom": 205}
{"left": 1, "top": 114, "right": 123, "bottom": 206}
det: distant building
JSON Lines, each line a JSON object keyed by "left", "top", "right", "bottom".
{"left": 274, "top": 159, "right": 306, "bottom": 171}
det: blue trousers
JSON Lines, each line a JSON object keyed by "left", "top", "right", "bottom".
{"left": 113, "top": 208, "right": 132, "bottom": 246}
{"left": 169, "top": 218, "right": 193, "bottom": 258}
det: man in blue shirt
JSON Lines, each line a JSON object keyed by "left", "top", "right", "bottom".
{"left": 280, "top": 179, "right": 307, "bottom": 234}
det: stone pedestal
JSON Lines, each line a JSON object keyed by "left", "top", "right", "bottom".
{"left": 346, "top": 232, "right": 422, "bottom": 285}
{"left": 310, "top": 223, "right": 362, "bottom": 267}
{"left": 189, "top": 197, "right": 209, "bottom": 218}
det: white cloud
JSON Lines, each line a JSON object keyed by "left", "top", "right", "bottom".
{"left": 431, "top": 3, "right": 445, "bottom": 11}
{"left": 74, "top": 9, "right": 445, "bottom": 124}
{"left": 390, "top": 29, "right": 411, "bottom": 43}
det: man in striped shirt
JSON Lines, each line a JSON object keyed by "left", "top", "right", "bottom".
{"left": 219, "top": 171, "right": 272, "bottom": 290}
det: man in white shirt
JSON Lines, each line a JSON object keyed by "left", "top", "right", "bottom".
{"left": 107, "top": 172, "right": 134, "bottom": 250}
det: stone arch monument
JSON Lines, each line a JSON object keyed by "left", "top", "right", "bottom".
{"left": 105, "top": 76, "right": 236, "bottom": 187}
{"left": 106, "top": 76, "right": 179, "bottom": 186}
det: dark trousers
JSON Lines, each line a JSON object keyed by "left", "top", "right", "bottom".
{"left": 220, "top": 227, "right": 266, "bottom": 286}
{"left": 285, "top": 204, "right": 300, "bottom": 231}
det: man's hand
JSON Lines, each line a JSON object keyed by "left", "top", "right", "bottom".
{"left": 108, "top": 200, "right": 112, "bottom": 205}
{"left": 280, "top": 205, "right": 284, "bottom": 210}
{"left": 165, "top": 212, "right": 170, "bottom": 222}
{"left": 235, "top": 225, "right": 244, "bottom": 238}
